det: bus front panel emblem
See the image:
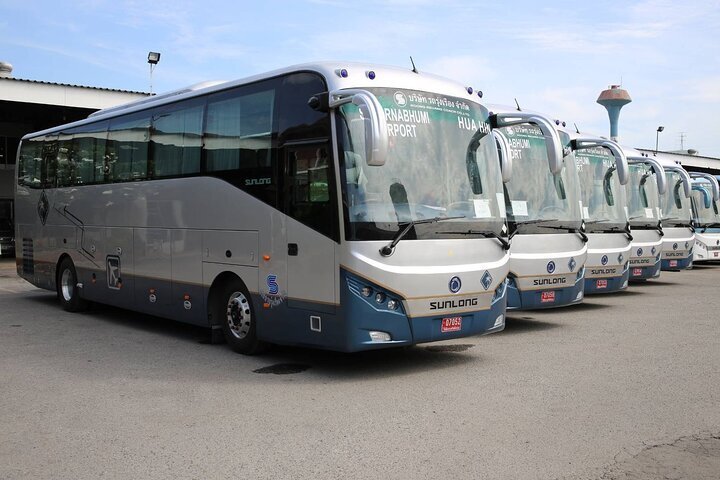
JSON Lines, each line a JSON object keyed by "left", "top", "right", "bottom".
{"left": 107, "top": 256, "right": 122, "bottom": 290}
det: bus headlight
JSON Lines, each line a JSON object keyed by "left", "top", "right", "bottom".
{"left": 387, "top": 299, "right": 399, "bottom": 310}
{"left": 361, "top": 286, "right": 373, "bottom": 297}
{"left": 375, "top": 292, "right": 386, "bottom": 304}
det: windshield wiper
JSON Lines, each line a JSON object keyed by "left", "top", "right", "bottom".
{"left": 584, "top": 219, "right": 610, "bottom": 225}
{"left": 598, "top": 223, "right": 634, "bottom": 241}
{"left": 438, "top": 230, "right": 511, "bottom": 250}
{"left": 515, "top": 218, "right": 559, "bottom": 225}
{"left": 380, "top": 215, "right": 465, "bottom": 256}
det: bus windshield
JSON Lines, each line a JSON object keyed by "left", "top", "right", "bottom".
{"left": 500, "top": 125, "right": 582, "bottom": 231}
{"left": 575, "top": 147, "right": 627, "bottom": 231}
{"left": 661, "top": 171, "right": 692, "bottom": 226}
{"left": 337, "top": 88, "right": 505, "bottom": 241}
{"left": 691, "top": 187, "right": 719, "bottom": 226}
{"left": 626, "top": 163, "right": 660, "bottom": 228}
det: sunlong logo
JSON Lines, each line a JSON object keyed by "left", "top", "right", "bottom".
{"left": 449, "top": 276, "right": 462, "bottom": 294}
{"left": 533, "top": 277, "right": 567, "bottom": 286}
{"left": 618, "top": 254, "right": 624, "bottom": 264}
{"left": 601, "top": 255, "right": 609, "bottom": 266}
{"left": 651, "top": 247, "right": 657, "bottom": 255}
{"left": 430, "top": 297, "right": 478, "bottom": 311}
{"left": 673, "top": 243, "right": 678, "bottom": 250}
{"left": 685, "top": 241, "right": 690, "bottom": 249}
{"left": 245, "top": 178, "right": 271, "bottom": 186}
{"left": 547, "top": 261, "right": 556, "bottom": 274}
{"left": 591, "top": 268, "right": 617, "bottom": 276}
{"left": 637, "top": 247, "right": 643, "bottom": 257}
{"left": 267, "top": 275, "right": 279, "bottom": 295}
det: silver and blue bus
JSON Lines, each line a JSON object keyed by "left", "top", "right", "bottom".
{"left": 563, "top": 131, "right": 631, "bottom": 294}
{"left": 489, "top": 106, "right": 586, "bottom": 309}
{"left": 623, "top": 151, "right": 666, "bottom": 281}
{"left": 654, "top": 155, "right": 694, "bottom": 271}
{"left": 14, "top": 62, "right": 512, "bottom": 354}
{"left": 689, "top": 173, "right": 720, "bottom": 262}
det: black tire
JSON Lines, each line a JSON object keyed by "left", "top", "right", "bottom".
{"left": 213, "top": 277, "right": 265, "bottom": 355}
{"left": 57, "top": 257, "right": 88, "bottom": 312}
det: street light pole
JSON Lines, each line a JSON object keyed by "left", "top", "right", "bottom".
{"left": 147, "top": 51, "right": 161, "bottom": 95}
{"left": 655, "top": 126, "right": 664, "bottom": 154}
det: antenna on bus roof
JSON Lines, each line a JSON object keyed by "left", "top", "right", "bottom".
{"left": 514, "top": 98, "right": 521, "bottom": 111}
{"left": 574, "top": 123, "right": 580, "bottom": 134}
{"left": 410, "top": 56, "right": 418, "bottom": 74}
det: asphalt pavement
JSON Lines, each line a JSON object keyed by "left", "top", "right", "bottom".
{"left": 1, "top": 256, "right": 719, "bottom": 479}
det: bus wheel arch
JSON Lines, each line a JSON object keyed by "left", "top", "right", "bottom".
{"left": 208, "top": 272, "right": 266, "bottom": 355}
{"left": 56, "top": 255, "right": 89, "bottom": 312}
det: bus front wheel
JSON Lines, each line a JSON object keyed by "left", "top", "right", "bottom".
{"left": 57, "top": 257, "right": 88, "bottom": 312}
{"left": 214, "top": 278, "right": 265, "bottom": 355}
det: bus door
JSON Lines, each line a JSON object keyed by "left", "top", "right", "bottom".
{"left": 284, "top": 142, "right": 337, "bottom": 315}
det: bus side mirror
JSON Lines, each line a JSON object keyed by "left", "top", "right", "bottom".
{"left": 689, "top": 172, "right": 720, "bottom": 202}
{"left": 492, "top": 130, "right": 512, "bottom": 183}
{"left": 491, "top": 112, "right": 563, "bottom": 175}
{"left": 330, "top": 89, "right": 388, "bottom": 167}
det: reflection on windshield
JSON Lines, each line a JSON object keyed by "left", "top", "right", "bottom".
{"left": 625, "top": 164, "right": 661, "bottom": 227}
{"left": 662, "top": 172, "right": 692, "bottom": 225}
{"left": 499, "top": 126, "right": 581, "bottom": 229}
{"left": 338, "top": 88, "right": 506, "bottom": 241}
{"left": 574, "top": 147, "right": 627, "bottom": 230}
{"left": 691, "top": 187, "right": 719, "bottom": 226}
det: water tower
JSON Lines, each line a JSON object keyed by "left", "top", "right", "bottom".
{"left": 597, "top": 85, "right": 631, "bottom": 141}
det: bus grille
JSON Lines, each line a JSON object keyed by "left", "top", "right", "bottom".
{"left": 22, "top": 238, "right": 34, "bottom": 275}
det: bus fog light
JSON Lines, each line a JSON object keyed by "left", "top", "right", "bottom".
{"left": 361, "top": 286, "right": 373, "bottom": 297}
{"left": 387, "top": 299, "right": 399, "bottom": 310}
{"left": 493, "top": 314, "right": 504, "bottom": 328}
{"left": 375, "top": 292, "right": 386, "bottom": 304}
{"left": 369, "top": 331, "right": 391, "bottom": 342}
{"left": 576, "top": 291, "right": 583, "bottom": 301}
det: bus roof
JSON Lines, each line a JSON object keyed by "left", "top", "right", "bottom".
{"left": 21, "top": 61, "right": 483, "bottom": 140}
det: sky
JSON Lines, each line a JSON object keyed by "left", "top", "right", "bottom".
{"left": 1, "top": 0, "right": 719, "bottom": 156}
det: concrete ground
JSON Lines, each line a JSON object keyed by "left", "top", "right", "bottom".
{"left": 1, "top": 256, "right": 719, "bottom": 479}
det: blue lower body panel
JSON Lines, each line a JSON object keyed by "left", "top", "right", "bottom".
{"left": 629, "top": 260, "right": 662, "bottom": 281}
{"left": 584, "top": 267, "right": 630, "bottom": 294}
{"left": 256, "top": 270, "right": 508, "bottom": 353}
{"left": 506, "top": 275, "right": 584, "bottom": 310}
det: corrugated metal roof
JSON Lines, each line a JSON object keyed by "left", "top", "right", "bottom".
{"left": 0, "top": 75, "right": 149, "bottom": 95}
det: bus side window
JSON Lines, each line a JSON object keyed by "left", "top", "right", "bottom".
{"left": 41, "top": 138, "right": 58, "bottom": 189}
{"left": 107, "top": 114, "right": 151, "bottom": 182}
{"left": 151, "top": 103, "right": 203, "bottom": 178}
{"left": 56, "top": 135, "right": 75, "bottom": 187}
{"left": 18, "top": 139, "right": 43, "bottom": 188}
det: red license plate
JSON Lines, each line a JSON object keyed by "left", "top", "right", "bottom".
{"left": 441, "top": 317, "right": 462, "bottom": 333}
{"left": 596, "top": 279, "right": 608, "bottom": 289}
{"left": 669, "top": 260, "right": 678, "bottom": 267}
{"left": 540, "top": 291, "right": 555, "bottom": 303}
{"left": 632, "top": 268, "right": 643, "bottom": 277}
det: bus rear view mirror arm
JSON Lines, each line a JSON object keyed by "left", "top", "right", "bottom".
{"left": 628, "top": 157, "right": 667, "bottom": 195}
{"left": 329, "top": 89, "right": 388, "bottom": 166}
{"left": 492, "top": 130, "right": 512, "bottom": 183}
{"left": 665, "top": 166, "right": 692, "bottom": 198}
{"left": 572, "top": 138, "right": 629, "bottom": 185}
{"left": 689, "top": 172, "right": 720, "bottom": 202}
{"left": 490, "top": 112, "right": 563, "bottom": 175}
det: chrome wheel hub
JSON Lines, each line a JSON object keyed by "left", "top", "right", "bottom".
{"left": 226, "top": 292, "right": 251, "bottom": 340}
{"left": 61, "top": 268, "right": 74, "bottom": 302}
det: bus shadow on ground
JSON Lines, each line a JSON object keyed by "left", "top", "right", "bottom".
{"left": 500, "top": 316, "right": 560, "bottom": 333}
{"left": 21, "top": 294, "right": 480, "bottom": 379}
{"left": 257, "top": 343, "right": 479, "bottom": 379}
